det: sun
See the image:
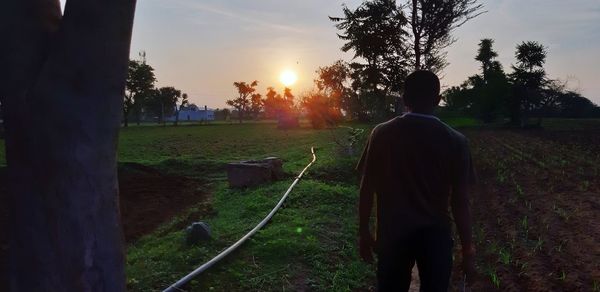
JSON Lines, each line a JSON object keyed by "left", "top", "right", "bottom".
{"left": 279, "top": 70, "right": 298, "bottom": 87}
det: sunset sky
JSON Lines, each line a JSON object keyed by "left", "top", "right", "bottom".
{"left": 121, "top": 0, "right": 600, "bottom": 108}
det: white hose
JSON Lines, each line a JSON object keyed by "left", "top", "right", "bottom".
{"left": 164, "top": 147, "right": 317, "bottom": 292}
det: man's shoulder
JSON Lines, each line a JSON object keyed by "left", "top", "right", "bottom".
{"left": 371, "top": 117, "right": 400, "bottom": 136}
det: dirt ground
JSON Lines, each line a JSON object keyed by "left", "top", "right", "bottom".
{"left": 449, "top": 129, "right": 600, "bottom": 291}
{"left": 0, "top": 163, "right": 208, "bottom": 286}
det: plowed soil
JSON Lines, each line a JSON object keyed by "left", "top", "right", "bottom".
{"left": 449, "top": 129, "right": 600, "bottom": 291}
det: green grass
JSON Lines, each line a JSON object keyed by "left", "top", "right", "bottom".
{"left": 120, "top": 122, "right": 372, "bottom": 291}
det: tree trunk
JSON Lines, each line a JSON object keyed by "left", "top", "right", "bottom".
{"left": 411, "top": 0, "right": 421, "bottom": 70}
{"left": 0, "top": 0, "right": 136, "bottom": 290}
{"left": 174, "top": 108, "right": 179, "bottom": 126}
{"left": 123, "top": 108, "right": 129, "bottom": 127}
{"left": 160, "top": 102, "right": 165, "bottom": 126}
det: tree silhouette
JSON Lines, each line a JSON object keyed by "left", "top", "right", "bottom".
{"left": 443, "top": 38, "right": 509, "bottom": 122}
{"left": 148, "top": 86, "right": 181, "bottom": 125}
{"left": 125, "top": 54, "right": 156, "bottom": 127}
{"left": 330, "top": 0, "right": 409, "bottom": 118}
{"left": 174, "top": 92, "right": 189, "bottom": 126}
{"left": 0, "top": 0, "right": 135, "bottom": 289}
{"left": 406, "top": 0, "right": 484, "bottom": 71}
{"left": 250, "top": 93, "right": 263, "bottom": 120}
{"left": 263, "top": 87, "right": 283, "bottom": 119}
{"left": 475, "top": 39, "right": 499, "bottom": 81}
{"left": 510, "top": 41, "right": 547, "bottom": 126}
{"left": 226, "top": 80, "right": 258, "bottom": 123}
{"left": 315, "top": 60, "right": 352, "bottom": 118}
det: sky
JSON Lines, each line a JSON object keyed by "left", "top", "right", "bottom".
{"left": 119, "top": 0, "right": 600, "bottom": 108}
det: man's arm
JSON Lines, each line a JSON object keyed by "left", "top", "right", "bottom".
{"left": 451, "top": 183, "right": 474, "bottom": 255}
{"left": 357, "top": 127, "right": 379, "bottom": 263}
{"left": 358, "top": 173, "right": 376, "bottom": 262}
{"left": 451, "top": 183, "right": 477, "bottom": 283}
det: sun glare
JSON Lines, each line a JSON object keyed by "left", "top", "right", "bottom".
{"left": 279, "top": 70, "right": 298, "bottom": 87}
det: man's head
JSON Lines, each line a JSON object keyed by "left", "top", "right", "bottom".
{"left": 403, "top": 70, "right": 441, "bottom": 113}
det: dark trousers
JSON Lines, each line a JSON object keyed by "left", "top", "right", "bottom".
{"left": 377, "top": 224, "right": 453, "bottom": 292}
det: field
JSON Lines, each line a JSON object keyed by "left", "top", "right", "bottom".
{"left": 0, "top": 118, "right": 599, "bottom": 291}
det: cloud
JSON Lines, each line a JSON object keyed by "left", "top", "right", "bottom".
{"left": 173, "top": 0, "right": 307, "bottom": 34}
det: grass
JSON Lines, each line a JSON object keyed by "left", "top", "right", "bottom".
{"left": 121, "top": 122, "right": 373, "bottom": 291}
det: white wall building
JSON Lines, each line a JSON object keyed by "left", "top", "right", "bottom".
{"left": 166, "top": 105, "right": 215, "bottom": 122}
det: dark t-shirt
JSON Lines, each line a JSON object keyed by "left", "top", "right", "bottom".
{"left": 357, "top": 114, "right": 475, "bottom": 244}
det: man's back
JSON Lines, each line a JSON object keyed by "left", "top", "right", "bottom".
{"left": 358, "top": 113, "right": 473, "bottom": 244}
{"left": 358, "top": 71, "right": 476, "bottom": 291}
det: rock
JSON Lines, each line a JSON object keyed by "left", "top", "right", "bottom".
{"left": 226, "top": 157, "right": 284, "bottom": 188}
{"left": 185, "top": 222, "right": 211, "bottom": 244}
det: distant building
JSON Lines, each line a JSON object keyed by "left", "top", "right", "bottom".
{"left": 165, "top": 104, "right": 215, "bottom": 122}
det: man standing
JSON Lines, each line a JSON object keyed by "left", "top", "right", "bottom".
{"left": 357, "top": 71, "right": 476, "bottom": 291}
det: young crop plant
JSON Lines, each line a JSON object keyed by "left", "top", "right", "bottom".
{"left": 533, "top": 237, "right": 544, "bottom": 253}
{"left": 558, "top": 270, "right": 567, "bottom": 282}
{"left": 580, "top": 180, "right": 590, "bottom": 192}
{"left": 514, "top": 259, "right": 529, "bottom": 277}
{"left": 555, "top": 239, "right": 568, "bottom": 253}
{"left": 520, "top": 216, "right": 529, "bottom": 239}
{"left": 553, "top": 205, "right": 572, "bottom": 222}
{"left": 488, "top": 268, "right": 501, "bottom": 289}
{"left": 498, "top": 248, "right": 511, "bottom": 265}
{"left": 474, "top": 224, "right": 486, "bottom": 246}
{"left": 514, "top": 181, "right": 524, "bottom": 200}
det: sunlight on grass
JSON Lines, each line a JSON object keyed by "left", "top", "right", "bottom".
{"left": 123, "top": 122, "right": 373, "bottom": 291}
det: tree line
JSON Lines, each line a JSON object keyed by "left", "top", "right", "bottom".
{"left": 442, "top": 39, "right": 600, "bottom": 126}
{"left": 123, "top": 52, "right": 189, "bottom": 127}
{"left": 223, "top": 0, "right": 484, "bottom": 127}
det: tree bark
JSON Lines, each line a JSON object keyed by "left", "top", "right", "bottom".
{"left": 0, "top": 0, "right": 136, "bottom": 291}
{"left": 411, "top": 0, "right": 421, "bottom": 70}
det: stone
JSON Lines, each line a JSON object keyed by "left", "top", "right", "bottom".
{"left": 185, "top": 222, "right": 211, "bottom": 244}
{"left": 226, "top": 157, "right": 285, "bottom": 188}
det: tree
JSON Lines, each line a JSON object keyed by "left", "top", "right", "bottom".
{"left": 148, "top": 86, "right": 180, "bottom": 125}
{"left": 405, "top": 0, "right": 484, "bottom": 72}
{"left": 556, "top": 91, "right": 600, "bottom": 118}
{"left": 174, "top": 92, "right": 189, "bottom": 126}
{"left": 214, "top": 108, "right": 231, "bottom": 121}
{"left": 263, "top": 87, "right": 284, "bottom": 119}
{"left": 0, "top": 0, "right": 135, "bottom": 290}
{"left": 250, "top": 93, "right": 263, "bottom": 120}
{"left": 442, "top": 38, "right": 509, "bottom": 122}
{"left": 330, "top": 0, "right": 410, "bottom": 118}
{"left": 475, "top": 39, "right": 498, "bottom": 81}
{"left": 124, "top": 53, "right": 156, "bottom": 127}
{"left": 315, "top": 60, "right": 352, "bottom": 117}
{"left": 302, "top": 91, "right": 343, "bottom": 128}
{"left": 226, "top": 80, "right": 258, "bottom": 123}
{"left": 510, "top": 41, "right": 547, "bottom": 126}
